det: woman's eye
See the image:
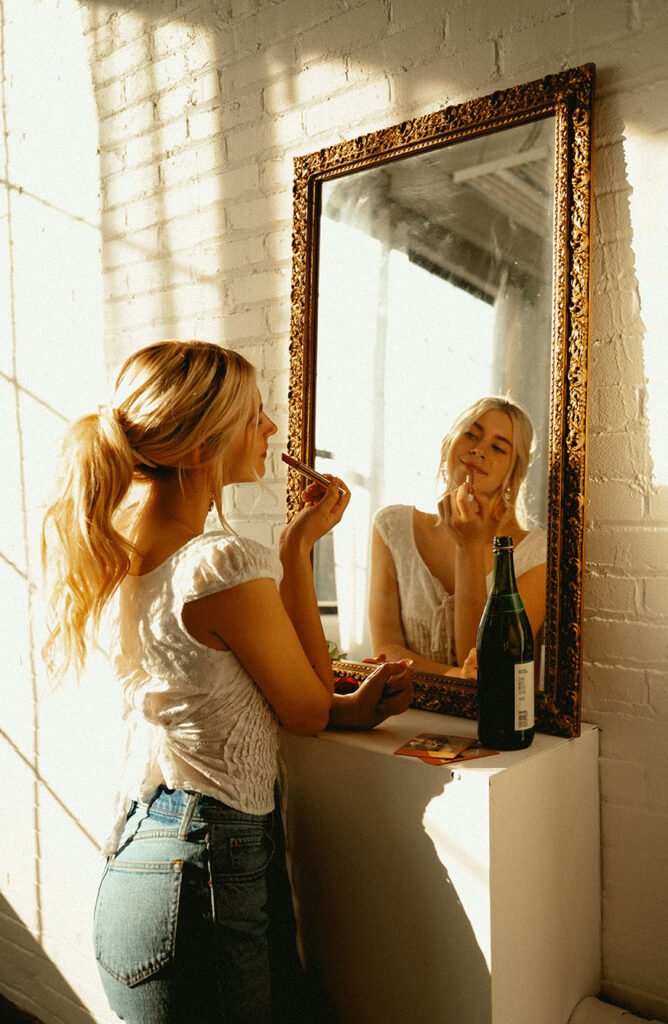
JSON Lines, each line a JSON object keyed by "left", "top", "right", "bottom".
{"left": 493, "top": 445, "right": 507, "bottom": 454}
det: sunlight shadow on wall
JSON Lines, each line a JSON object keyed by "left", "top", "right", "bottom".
{"left": 0, "top": 893, "right": 96, "bottom": 1024}
{"left": 0, "top": 0, "right": 107, "bottom": 969}
{"left": 85, "top": 3, "right": 230, "bottom": 365}
{"left": 0, "top": 4, "right": 125, "bottom": 1021}
{"left": 623, "top": 126, "right": 668, "bottom": 489}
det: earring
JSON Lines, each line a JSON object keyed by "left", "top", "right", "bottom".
{"left": 503, "top": 487, "right": 512, "bottom": 506}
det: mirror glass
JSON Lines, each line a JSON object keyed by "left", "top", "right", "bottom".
{"left": 312, "top": 119, "right": 555, "bottom": 665}
{"left": 287, "top": 64, "right": 595, "bottom": 737}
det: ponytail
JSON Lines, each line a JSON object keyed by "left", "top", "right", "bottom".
{"left": 41, "top": 407, "right": 135, "bottom": 682}
{"left": 41, "top": 339, "right": 259, "bottom": 683}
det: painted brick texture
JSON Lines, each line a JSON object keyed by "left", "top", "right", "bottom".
{"left": 1, "top": 0, "right": 667, "bottom": 1022}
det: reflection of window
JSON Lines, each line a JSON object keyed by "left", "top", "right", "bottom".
{"left": 314, "top": 531, "right": 337, "bottom": 615}
{"left": 314, "top": 223, "right": 497, "bottom": 659}
{"left": 313, "top": 448, "right": 338, "bottom": 614}
{"left": 313, "top": 529, "right": 343, "bottom": 654}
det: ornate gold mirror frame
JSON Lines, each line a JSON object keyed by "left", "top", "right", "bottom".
{"left": 287, "top": 64, "right": 595, "bottom": 738}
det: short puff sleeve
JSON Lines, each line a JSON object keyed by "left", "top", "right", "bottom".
{"left": 373, "top": 505, "right": 411, "bottom": 551}
{"left": 174, "top": 531, "right": 283, "bottom": 604}
{"left": 514, "top": 529, "right": 547, "bottom": 579}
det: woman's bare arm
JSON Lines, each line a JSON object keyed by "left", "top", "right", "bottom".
{"left": 517, "top": 562, "right": 547, "bottom": 639}
{"left": 183, "top": 578, "right": 333, "bottom": 736}
{"left": 439, "top": 484, "right": 497, "bottom": 665}
{"left": 368, "top": 524, "right": 405, "bottom": 655}
{"left": 278, "top": 479, "right": 349, "bottom": 686}
{"left": 182, "top": 479, "right": 351, "bottom": 736}
{"left": 368, "top": 524, "right": 459, "bottom": 675}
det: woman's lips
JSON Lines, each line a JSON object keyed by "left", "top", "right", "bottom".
{"left": 462, "top": 461, "right": 486, "bottom": 475}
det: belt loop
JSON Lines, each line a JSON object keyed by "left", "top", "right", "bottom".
{"left": 178, "top": 793, "right": 200, "bottom": 839}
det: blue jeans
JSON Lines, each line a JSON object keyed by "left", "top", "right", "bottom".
{"left": 94, "top": 787, "right": 320, "bottom": 1023}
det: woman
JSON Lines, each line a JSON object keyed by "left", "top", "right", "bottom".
{"left": 42, "top": 340, "right": 413, "bottom": 1024}
{"left": 368, "top": 396, "right": 546, "bottom": 676}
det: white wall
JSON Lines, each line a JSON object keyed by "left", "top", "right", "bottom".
{"left": 0, "top": 1, "right": 666, "bottom": 1022}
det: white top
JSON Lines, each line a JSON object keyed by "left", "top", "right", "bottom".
{"left": 373, "top": 504, "right": 547, "bottom": 666}
{"left": 103, "top": 530, "right": 284, "bottom": 856}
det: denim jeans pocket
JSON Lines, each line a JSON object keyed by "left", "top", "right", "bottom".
{"left": 94, "top": 858, "right": 183, "bottom": 987}
{"left": 210, "top": 824, "right": 275, "bottom": 881}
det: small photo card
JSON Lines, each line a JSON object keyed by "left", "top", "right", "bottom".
{"left": 394, "top": 733, "right": 499, "bottom": 765}
{"left": 395, "top": 733, "right": 475, "bottom": 760}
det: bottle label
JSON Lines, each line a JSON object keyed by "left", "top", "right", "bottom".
{"left": 514, "top": 661, "right": 534, "bottom": 731}
{"left": 495, "top": 593, "right": 525, "bottom": 613}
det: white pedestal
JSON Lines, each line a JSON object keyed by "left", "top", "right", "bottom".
{"left": 280, "top": 709, "right": 600, "bottom": 1024}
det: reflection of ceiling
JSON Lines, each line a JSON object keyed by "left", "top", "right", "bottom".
{"left": 322, "top": 119, "right": 555, "bottom": 293}
{"left": 453, "top": 145, "right": 551, "bottom": 235}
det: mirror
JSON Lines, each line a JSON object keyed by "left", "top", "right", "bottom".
{"left": 287, "top": 65, "right": 595, "bottom": 738}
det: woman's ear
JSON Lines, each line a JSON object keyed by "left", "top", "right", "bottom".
{"left": 185, "top": 444, "right": 205, "bottom": 467}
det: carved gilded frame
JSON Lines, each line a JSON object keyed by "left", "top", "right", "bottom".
{"left": 287, "top": 64, "right": 595, "bottom": 738}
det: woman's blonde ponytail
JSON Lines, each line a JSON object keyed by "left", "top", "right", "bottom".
{"left": 41, "top": 408, "right": 135, "bottom": 682}
{"left": 42, "top": 340, "right": 258, "bottom": 684}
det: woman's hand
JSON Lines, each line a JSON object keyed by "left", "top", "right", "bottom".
{"left": 439, "top": 477, "right": 497, "bottom": 666}
{"left": 438, "top": 477, "right": 497, "bottom": 548}
{"left": 280, "top": 477, "right": 350, "bottom": 554}
{"left": 328, "top": 659, "right": 414, "bottom": 730}
{"left": 460, "top": 647, "right": 477, "bottom": 679}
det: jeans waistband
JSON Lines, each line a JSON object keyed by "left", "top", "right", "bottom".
{"left": 136, "top": 786, "right": 271, "bottom": 832}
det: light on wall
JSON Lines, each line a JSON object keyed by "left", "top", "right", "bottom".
{"left": 623, "top": 129, "right": 668, "bottom": 487}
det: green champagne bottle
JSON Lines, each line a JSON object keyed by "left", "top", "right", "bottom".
{"left": 476, "top": 536, "right": 535, "bottom": 750}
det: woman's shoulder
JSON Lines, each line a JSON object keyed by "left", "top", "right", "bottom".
{"left": 515, "top": 527, "right": 547, "bottom": 572}
{"left": 518, "top": 526, "right": 547, "bottom": 549}
{"left": 373, "top": 504, "right": 414, "bottom": 534}
{"left": 174, "top": 530, "right": 283, "bottom": 600}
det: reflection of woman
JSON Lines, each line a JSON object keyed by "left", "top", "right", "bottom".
{"left": 42, "top": 341, "right": 413, "bottom": 1023}
{"left": 369, "top": 397, "right": 547, "bottom": 676}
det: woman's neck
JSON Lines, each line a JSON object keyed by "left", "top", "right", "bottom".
{"left": 121, "top": 471, "right": 212, "bottom": 572}
{"left": 426, "top": 503, "right": 525, "bottom": 538}
{"left": 494, "top": 508, "right": 525, "bottom": 538}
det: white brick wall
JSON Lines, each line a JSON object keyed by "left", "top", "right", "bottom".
{"left": 1, "top": 1, "right": 667, "bottom": 1022}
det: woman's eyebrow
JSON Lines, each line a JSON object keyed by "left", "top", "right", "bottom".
{"left": 472, "top": 420, "right": 512, "bottom": 447}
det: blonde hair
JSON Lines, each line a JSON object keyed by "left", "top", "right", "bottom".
{"left": 437, "top": 396, "right": 534, "bottom": 515}
{"left": 42, "top": 340, "right": 257, "bottom": 682}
